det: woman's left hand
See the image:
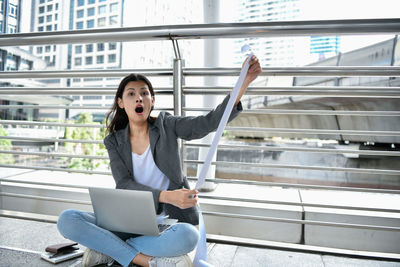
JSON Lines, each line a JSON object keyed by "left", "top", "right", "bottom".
{"left": 243, "top": 55, "right": 262, "bottom": 86}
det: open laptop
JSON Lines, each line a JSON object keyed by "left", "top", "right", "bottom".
{"left": 88, "top": 187, "right": 177, "bottom": 236}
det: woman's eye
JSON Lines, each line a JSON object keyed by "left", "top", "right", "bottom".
{"left": 128, "top": 92, "right": 134, "bottom": 96}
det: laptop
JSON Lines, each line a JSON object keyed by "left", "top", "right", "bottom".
{"left": 88, "top": 187, "right": 177, "bottom": 236}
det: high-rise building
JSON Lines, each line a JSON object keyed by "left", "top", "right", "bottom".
{"left": 1, "top": 0, "right": 20, "bottom": 33}
{"left": 310, "top": 36, "right": 340, "bottom": 61}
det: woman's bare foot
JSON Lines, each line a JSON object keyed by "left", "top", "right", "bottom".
{"left": 131, "top": 253, "right": 152, "bottom": 267}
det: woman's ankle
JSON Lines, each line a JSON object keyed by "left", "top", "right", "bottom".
{"left": 131, "top": 253, "right": 152, "bottom": 267}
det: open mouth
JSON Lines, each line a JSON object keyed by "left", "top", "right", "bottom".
{"left": 135, "top": 106, "right": 144, "bottom": 114}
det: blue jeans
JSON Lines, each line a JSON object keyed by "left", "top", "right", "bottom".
{"left": 57, "top": 209, "right": 199, "bottom": 267}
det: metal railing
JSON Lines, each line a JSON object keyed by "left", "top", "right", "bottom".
{"left": 1, "top": 19, "right": 400, "bottom": 259}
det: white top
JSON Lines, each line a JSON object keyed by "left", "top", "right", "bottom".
{"left": 132, "top": 145, "right": 170, "bottom": 221}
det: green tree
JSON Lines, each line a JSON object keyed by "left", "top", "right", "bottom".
{"left": 64, "top": 113, "right": 107, "bottom": 171}
{"left": 0, "top": 124, "right": 14, "bottom": 164}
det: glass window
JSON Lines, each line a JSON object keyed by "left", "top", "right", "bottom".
{"left": 87, "top": 19, "right": 94, "bottom": 28}
{"left": 75, "top": 57, "right": 82, "bottom": 66}
{"left": 85, "top": 56, "right": 93, "bottom": 65}
{"left": 77, "top": 0, "right": 84, "bottom": 6}
{"left": 99, "top": 0, "right": 106, "bottom": 2}
{"left": 97, "top": 43, "right": 104, "bottom": 51}
{"left": 77, "top": 9, "right": 84, "bottom": 18}
{"left": 46, "top": 15, "right": 52, "bottom": 22}
{"left": 36, "top": 47, "right": 43, "bottom": 54}
{"left": 87, "top": 7, "right": 95, "bottom": 16}
{"left": 45, "top": 45, "right": 51, "bottom": 52}
{"left": 40, "top": 0, "right": 45, "bottom": 3}
{"left": 38, "top": 26, "right": 44, "bottom": 31}
{"left": 76, "top": 21, "right": 83, "bottom": 29}
{"left": 45, "top": 56, "right": 51, "bottom": 62}
{"left": 109, "top": 43, "right": 116, "bottom": 50}
{"left": 108, "top": 54, "right": 116, "bottom": 63}
{"left": 53, "top": 45, "right": 57, "bottom": 51}
{"left": 55, "top": 3, "right": 58, "bottom": 10}
{"left": 38, "top": 16, "right": 44, "bottom": 23}
{"left": 109, "top": 15, "right": 118, "bottom": 25}
{"left": 110, "top": 3, "right": 118, "bottom": 12}
{"left": 55, "top": 14, "right": 58, "bottom": 20}
{"left": 75, "top": 45, "right": 82, "bottom": 54}
{"left": 86, "top": 44, "right": 93, "bottom": 53}
{"left": 98, "top": 17, "right": 106, "bottom": 27}
{"left": 97, "top": 55, "right": 104, "bottom": 64}
{"left": 39, "top": 6, "right": 45, "bottom": 13}
{"left": 98, "top": 5, "right": 106, "bottom": 14}
{"left": 47, "top": 5, "right": 52, "bottom": 12}
{"left": 88, "top": 0, "right": 95, "bottom": 4}
{"left": 54, "top": 24, "right": 58, "bottom": 30}
{"left": 46, "top": 25, "right": 52, "bottom": 31}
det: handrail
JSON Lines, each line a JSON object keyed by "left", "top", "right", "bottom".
{"left": 1, "top": 19, "right": 399, "bottom": 46}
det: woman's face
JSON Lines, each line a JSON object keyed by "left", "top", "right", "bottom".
{"left": 118, "top": 81, "right": 154, "bottom": 124}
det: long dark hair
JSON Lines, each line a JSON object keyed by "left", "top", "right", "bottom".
{"left": 106, "top": 73, "right": 155, "bottom": 134}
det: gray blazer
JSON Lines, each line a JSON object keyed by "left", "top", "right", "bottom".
{"left": 103, "top": 94, "right": 242, "bottom": 225}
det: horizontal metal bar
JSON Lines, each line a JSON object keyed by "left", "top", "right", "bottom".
{"left": 186, "top": 177, "right": 400, "bottom": 194}
{"left": 184, "top": 143, "right": 400, "bottom": 157}
{"left": 1, "top": 67, "right": 400, "bottom": 79}
{"left": 183, "top": 67, "right": 400, "bottom": 77}
{"left": 202, "top": 211, "right": 400, "bottom": 232}
{"left": 0, "top": 69, "right": 173, "bottom": 78}
{"left": 225, "top": 127, "right": 400, "bottom": 136}
{"left": 0, "top": 105, "right": 173, "bottom": 111}
{"left": 1, "top": 19, "right": 399, "bottom": 47}
{"left": 0, "top": 120, "right": 105, "bottom": 128}
{"left": 0, "top": 90, "right": 173, "bottom": 95}
{"left": 0, "top": 87, "right": 172, "bottom": 91}
{"left": 0, "top": 136, "right": 103, "bottom": 144}
{"left": 0, "top": 192, "right": 91, "bottom": 205}
{"left": 200, "top": 195, "right": 400, "bottom": 213}
{"left": 185, "top": 160, "right": 400, "bottom": 175}
{"left": 0, "top": 150, "right": 108, "bottom": 160}
{"left": 0, "top": 177, "right": 91, "bottom": 190}
{"left": 184, "top": 108, "right": 400, "bottom": 117}
{"left": 0, "top": 164, "right": 110, "bottom": 175}
{"left": 183, "top": 89, "right": 400, "bottom": 97}
{"left": 0, "top": 210, "right": 59, "bottom": 224}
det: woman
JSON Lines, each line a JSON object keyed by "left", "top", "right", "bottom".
{"left": 57, "top": 56, "right": 261, "bottom": 267}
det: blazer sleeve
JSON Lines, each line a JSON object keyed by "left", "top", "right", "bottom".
{"left": 166, "top": 94, "right": 243, "bottom": 141}
{"left": 104, "top": 135, "right": 163, "bottom": 214}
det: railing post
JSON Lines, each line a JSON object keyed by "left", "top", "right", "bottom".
{"left": 173, "top": 58, "right": 186, "bottom": 175}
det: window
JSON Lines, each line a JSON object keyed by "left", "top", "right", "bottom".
{"left": 45, "top": 45, "right": 51, "bottom": 52}
{"left": 86, "top": 44, "right": 93, "bottom": 53}
{"left": 97, "top": 43, "right": 104, "bottom": 51}
{"left": 98, "top": 17, "right": 106, "bottom": 27}
{"left": 47, "top": 5, "right": 52, "bottom": 12}
{"left": 98, "top": 5, "right": 106, "bottom": 14}
{"left": 37, "top": 47, "right": 43, "bottom": 54}
{"left": 45, "top": 56, "right": 51, "bottom": 62}
{"left": 54, "top": 24, "right": 58, "bottom": 30}
{"left": 55, "top": 3, "right": 58, "bottom": 10}
{"left": 38, "top": 26, "right": 44, "bottom": 31}
{"left": 108, "top": 54, "right": 116, "bottom": 63}
{"left": 40, "top": 0, "right": 45, "bottom": 3}
{"left": 77, "top": 9, "right": 84, "bottom": 18}
{"left": 96, "top": 55, "right": 104, "bottom": 64}
{"left": 39, "top": 6, "right": 45, "bottom": 13}
{"left": 88, "top": 0, "right": 95, "bottom": 4}
{"left": 75, "top": 57, "right": 82, "bottom": 66}
{"left": 87, "top": 19, "right": 94, "bottom": 28}
{"left": 85, "top": 56, "right": 93, "bottom": 65}
{"left": 87, "top": 7, "right": 95, "bottom": 16}
{"left": 76, "top": 21, "right": 83, "bottom": 29}
{"left": 38, "top": 16, "right": 44, "bottom": 23}
{"left": 110, "top": 3, "right": 118, "bottom": 12}
{"left": 53, "top": 45, "right": 57, "bottom": 51}
{"left": 46, "top": 25, "right": 52, "bottom": 31}
{"left": 109, "top": 43, "right": 116, "bottom": 50}
{"left": 46, "top": 15, "right": 52, "bottom": 22}
{"left": 77, "top": 0, "right": 84, "bottom": 6}
{"left": 109, "top": 15, "right": 118, "bottom": 25}
{"left": 75, "top": 45, "right": 82, "bottom": 54}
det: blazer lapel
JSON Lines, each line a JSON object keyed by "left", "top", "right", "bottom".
{"left": 149, "top": 123, "right": 160, "bottom": 160}
{"left": 115, "top": 124, "right": 133, "bottom": 176}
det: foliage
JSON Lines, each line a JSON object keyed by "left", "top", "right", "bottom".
{"left": 64, "top": 113, "right": 107, "bottom": 171}
{"left": 0, "top": 124, "right": 15, "bottom": 164}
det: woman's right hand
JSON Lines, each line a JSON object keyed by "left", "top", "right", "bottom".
{"left": 159, "top": 188, "right": 198, "bottom": 209}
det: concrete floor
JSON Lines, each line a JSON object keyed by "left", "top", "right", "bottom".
{"left": 0, "top": 217, "right": 399, "bottom": 267}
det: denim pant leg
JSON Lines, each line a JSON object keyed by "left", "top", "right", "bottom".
{"left": 126, "top": 223, "right": 199, "bottom": 257}
{"left": 57, "top": 209, "right": 138, "bottom": 267}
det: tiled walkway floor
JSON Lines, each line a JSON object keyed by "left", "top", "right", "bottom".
{"left": 1, "top": 217, "right": 399, "bottom": 267}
